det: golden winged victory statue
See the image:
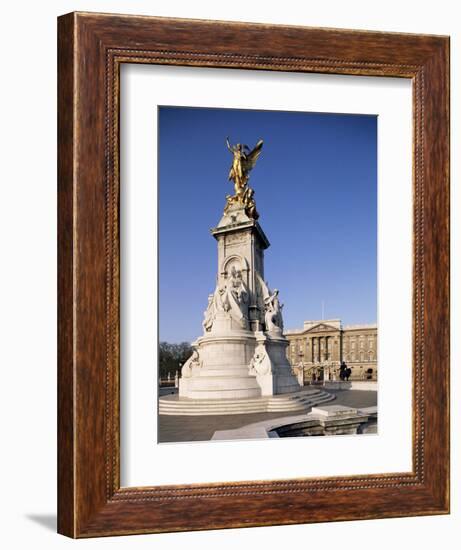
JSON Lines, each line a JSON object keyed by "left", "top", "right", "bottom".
{"left": 225, "top": 137, "right": 264, "bottom": 220}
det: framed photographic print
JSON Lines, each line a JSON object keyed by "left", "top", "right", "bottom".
{"left": 58, "top": 12, "right": 450, "bottom": 537}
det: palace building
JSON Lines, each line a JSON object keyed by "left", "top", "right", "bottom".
{"left": 284, "top": 319, "right": 377, "bottom": 383}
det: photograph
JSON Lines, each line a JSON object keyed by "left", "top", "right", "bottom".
{"left": 157, "top": 105, "right": 378, "bottom": 443}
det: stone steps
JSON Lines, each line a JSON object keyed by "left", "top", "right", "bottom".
{"left": 163, "top": 388, "right": 320, "bottom": 405}
{"left": 159, "top": 389, "right": 335, "bottom": 416}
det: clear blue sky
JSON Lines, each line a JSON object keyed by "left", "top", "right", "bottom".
{"left": 159, "top": 106, "right": 377, "bottom": 343}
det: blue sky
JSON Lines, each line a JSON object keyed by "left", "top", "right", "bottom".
{"left": 159, "top": 106, "right": 377, "bottom": 343}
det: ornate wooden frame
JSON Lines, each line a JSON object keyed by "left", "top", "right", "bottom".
{"left": 57, "top": 12, "right": 450, "bottom": 538}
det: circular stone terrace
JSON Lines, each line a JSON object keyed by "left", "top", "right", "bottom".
{"left": 158, "top": 387, "right": 377, "bottom": 443}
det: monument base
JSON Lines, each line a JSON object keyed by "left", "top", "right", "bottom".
{"left": 179, "top": 329, "right": 301, "bottom": 399}
{"left": 179, "top": 329, "right": 260, "bottom": 399}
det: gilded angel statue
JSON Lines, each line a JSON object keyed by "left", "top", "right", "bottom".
{"left": 224, "top": 137, "right": 263, "bottom": 219}
{"left": 226, "top": 137, "right": 263, "bottom": 197}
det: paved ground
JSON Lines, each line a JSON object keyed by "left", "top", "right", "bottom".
{"left": 159, "top": 387, "right": 177, "bottom": 397}
{"left": 157, "top": 389, "right": 377, "bottom": 443}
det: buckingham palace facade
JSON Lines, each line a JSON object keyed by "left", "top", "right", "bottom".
{"left": 284, "top": 319, "right": 378, "bottom": 383}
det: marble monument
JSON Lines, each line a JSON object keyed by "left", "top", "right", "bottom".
{"left": 178, "top": 138, "right": 301, "bottom": 399}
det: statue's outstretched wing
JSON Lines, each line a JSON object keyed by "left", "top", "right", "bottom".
{"left": 256, "top": 272, "right": 271, "bottom": 301}
{"left": 242, "top": 139, "right": 263, "bottom": 173}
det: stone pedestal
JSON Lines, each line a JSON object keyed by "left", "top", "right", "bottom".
{"left": 178, "top": 203, "right": 301, "bottom": 400}
{"left": 249, "top": 331, "right": 301, "bottom": 396}
{"left": 179, "top": 330, "right": 260, "bottom": 399}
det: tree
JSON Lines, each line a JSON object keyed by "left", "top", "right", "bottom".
{"left": 158, "top": 341, "right": 192, "bottom": 379}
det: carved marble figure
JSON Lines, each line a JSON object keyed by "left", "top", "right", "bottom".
{"left": 264, "top": 289, "right": 284, "bottom": 332}
{"left": 181, "top": 349, "right": 201, "bottom": 378}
